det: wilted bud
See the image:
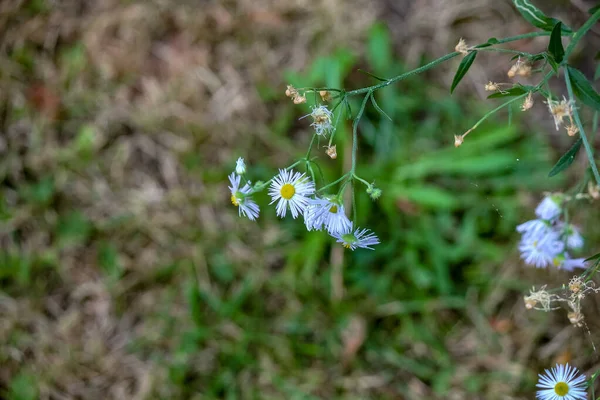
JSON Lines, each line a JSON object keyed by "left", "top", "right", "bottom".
{"left": 293, "top": 95, "right": 306, "bottom": 104}
{"left": 517, "top": 63, "right": 532, "bottom": 77}
{"left": 325, "top": 144, "right": 337, "bottom": 159}
{"left": 319, "top": 90, "right": 332, "bottom": 102}
{"left": 485, "top": 81, "right": 500, "bottom": 92}
{"left": 566, "top": 124, "right": 578, "bottom": 137}
{"left": 454, "top": 134, "right": 464, "bottom": 147}
{"left": 568, "top": 311, "right": 584, "bottom": 327}
{"left": 568, "top": 277, "right": 583, "bottom": 295}
{"left": 285, "top": 85, "right": 297, "bottom": 98}
{"left": 521, "top": 92, "right": 534, "bottom": 111}
{"left": 524, "top": 297, "right": 537, "bottom": 310}
{"left": 455, "top": 38, "right": 469, "bottom": 56}
{"left": 366, "top": 184, "right": 382, "bottom": 200}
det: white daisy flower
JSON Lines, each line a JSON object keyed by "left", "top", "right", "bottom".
{"left": 536, "top": 363, "right": 587, "bottom": 400}
{"left": 268, "top": 169, "right": 315, "bottom": 219}
{"left": 304, "top": 196, "right": 352, "bottom": 234}
{"left": 309, "top": 105, "right": 334, "bottom": 136}
{"left": 228, "top": 173, "right": 260, "bottom": 221}
{"left": 235, "top": 157, "right": 246, "bottom": 175}
{"left": 332, "top": 223, "right": 380, "bottom": 251}
{"left": 518, "top": 230, "right": 564, "bottom": 268}
{"left": 535, "top": 196, "right": 562, "bottom": 221}
{"left": 517, "top": 219, "right": 551, "bottom": 240}
{"left": 553, "top": 254, "right": 587, "bottom": 272}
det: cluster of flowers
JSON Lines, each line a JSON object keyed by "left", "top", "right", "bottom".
{"left": 517, "top": 195, "right": 586, "bottom": 271}
{"left": 536, "top": 363, "right": 587, "bottom": 400}
{"left": 228, "top": 158, "right": 380, "bottom": 251}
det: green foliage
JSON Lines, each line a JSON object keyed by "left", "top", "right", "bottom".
{"left": 547, "top": 22, "right": 565, "bottom": 64}
{"left": 513, "top": 0, "right": 571, "bottom": 32}
{"left": 567, "top": 65, "right": 600, "bottom": 111}
{"left": 548, "top": 138, "right": 582, "bottom": 177}
{"left": 450, "top": 51, "right": 477, "bottom": 93}
{"left": 4, "top": 372, "right": 38, "bottom": 400}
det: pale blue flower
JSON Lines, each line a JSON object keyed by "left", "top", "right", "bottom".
{"left": 517, "top": 219, "right": 551, "bottom": 240}
{"left": 304, "top": 197, "right": 351, "bottom": 234}
{"left": 536, "top": 363, "right": 586, "bottom": 400}
{"left": 268, "top": 169, "right": 315, "bottom": 219}
{"left": 519, "top": 230, "right": 564, "bottom": 268}
{"left": 555, "top": 254, "right": 587, "bottom": 272}
{"left": 332, "top": 223, "right": 380, "bottom": 251}
{"left": 228, "top": 173, "right": 260, "bottom": 220}
{"left": 535, "top": 196, "right": 562, "bottom": 220}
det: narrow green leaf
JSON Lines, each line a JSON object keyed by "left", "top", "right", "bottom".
{"left": 547, "top": 22, "right": 564, "bottom": 63}
{"left": 567, "top": 65, "right": 600, "bottom": 111}
{"left": 585, "top": 252, "right": 600, "bottom": 262}
{"left": 450, "top": 51, "right": 477, "bottom": 94}
{"left": 548, "top": 138, "right": 582, "bottom": 177}
{"left": 513, "top": 0, "right": 572, "bottom": 32}
{"left": 487, "top": 86, "right": 527, "bottom": 99}
{"left": 357, "top": 69, "right": 388, "bottom": 82}
{"left": 370, "top": 94, "right": 392, "bottom": 121}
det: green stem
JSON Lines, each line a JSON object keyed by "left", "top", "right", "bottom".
{"left": 564, "top": 8, "right": 600, "bottom": 58}
{"left": 305, "top": 133, "right": 318, "bottom": 159}
{"left": 352, "top": 174, "right": 371, "bottom": 188}
{"left": 255, "top": 159, "right": 305, "bottom": 191}
{"left": 470, "top": 93, "right": 528, "bottom": 132}
{"left": 350, "top": 93, "right": 371, "bottom": 173}
{"left": 346, "top": 32, "right": 553, "bottom": 97}
{"left": 318, "top": 173, "right": 349, "bottom": 193}
{"left": 564, "top": 67, "right": 600, "bottom": 186}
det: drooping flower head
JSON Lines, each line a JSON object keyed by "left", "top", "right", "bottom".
{"left": 332, "top": 223, "right": 380, "bottom": 251}
{"left": 545, "top": 97, "right": 575, "bottom": 131}
{"left": 268, "top": 169, "right": 315, "bottom": 219}
{"left": 304, "top": 196, "right": 352, "bottom": 234}
{"left": 536, "top": 363, "right": 587, "bottom": 400}
{"left": 228, "top": 173, "right": 260, "bottom": 221}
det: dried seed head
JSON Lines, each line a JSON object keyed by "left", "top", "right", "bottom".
{"left": 320, "top": 90, "right": 332, "bottom": 102}
{"left": 485, "top": 81, "right": 500, "bottom": 92}
{"left": 285, "top": 85, "right": 297, "bottom": 98}
{"left": 293, "top": 95, "right": 306, "bottom": 104}
{"left": 455, "top": 38, "right": 469, "bottom": 56}
{"left": 517, "top": 63, "right": 532, "bottom": 77}
{"left": 546, "top": 97, "right": 575, "bottom": 130}
{"left": 568, "top": 311, "right": 584, "bottom": 327}
{"left": 454, "top": 134, "right": 464, "bottom": 147}
{"left": 524, "top": 297, "right": 536, "bottom": 309}
{"left": 569, "top": 276, "right": 583, "bottom": 295}
{"left": 325, "top": 144, "right": 337, "bottom": 159}
{"left": 566, "top": 123, "right": 579, "bottom": 136}
{"left": 521, "top": 92, "right": 534, "bottom": 111}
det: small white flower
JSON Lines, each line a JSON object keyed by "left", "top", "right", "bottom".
{"left": 268, "top": 169, "right": 315, "bottom": 218}
{"left": 308, "top": 105, "right": 334, "bottom": 136}
{"left": 535, "top": 196, "right": 562, "bottom": 220}
{"left": 235, "top": 157, "right": 246, "bottom": 175}
{"left": 304, "top": 196, "right": 352, "bottom": 234}
{"left": 332, "top": 223, "right": 380, "bottom": 251}
{"left": 536, "top": 363, "right": 587, "bottom": 400}
{"left": 228, "top": 173, "right": 259, "bottom": 220}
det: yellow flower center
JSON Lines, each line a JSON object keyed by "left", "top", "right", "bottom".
{"left": 329, "top": 205, "right": 338, "bottom": 213}
{"left": 554, "top": 382, "right": 569, "bottom": 396}
{"left": 231, "top": 194, "right": 239, "bottom": 206}
{"left": 280, "top": 183, "right": 295, "bottom": 200}
{"left": 342, "top": 243, "right": 351, "bottom": 249}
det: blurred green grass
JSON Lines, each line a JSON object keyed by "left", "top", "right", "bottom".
{"left": 1, "top": 3, "right": 599, "bottom": 399}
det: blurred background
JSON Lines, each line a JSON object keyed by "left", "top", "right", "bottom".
{"left": 1, "top": 0, "right": 600, "bottom": 399}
